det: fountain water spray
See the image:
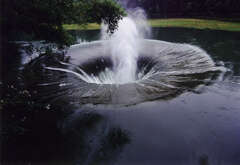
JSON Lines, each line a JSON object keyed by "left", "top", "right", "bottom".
{"left": 40, "top": 8, "right": 224, "bottom": 104}
{"left": 110, "top": 17, "right": 140, "bottom": 83}
{"left": 44, "top": 6, "right": 223, "bottom": 102}
{"left": 101, "top": 8, "right": 151, "bottom": 84}
{"left": 47, "top": 12, "right": 151, "bottom": 85}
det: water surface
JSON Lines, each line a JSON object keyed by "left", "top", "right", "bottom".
{"left": 2, "top": 28, "right": 240, "bottom": 165}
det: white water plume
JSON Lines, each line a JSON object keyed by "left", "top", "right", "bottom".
{"left": 101, "top": 9, "right": 151, "bottom": 84}
{"left": 63, "top": 13, "right": 151, "bottom": 84}
{"left": 127, "top": 8, "right": 151, "bottom": 38}
{"left": 110, "top": 17, "right": 140, "bottom": 83}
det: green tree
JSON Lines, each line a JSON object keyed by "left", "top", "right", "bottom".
{"left": 1, "top": 0, "right": 125, "bottom": 45}
{"left": 72, "top": 0, "right": 125, "bottom": 33}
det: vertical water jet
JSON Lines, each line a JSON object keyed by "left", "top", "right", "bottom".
{"left": 104, "top": 8, "right": 151, "bottom": 84}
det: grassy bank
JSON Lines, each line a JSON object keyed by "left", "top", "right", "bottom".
{"left": 63, "top": 18, "right": 240, "bottom": 32}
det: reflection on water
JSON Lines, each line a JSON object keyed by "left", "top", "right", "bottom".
{"left": 61, "top": 111, "right": 130, "bottom": 165}
{"left": 2, "top": 28, "right": 240, "bottom": 165}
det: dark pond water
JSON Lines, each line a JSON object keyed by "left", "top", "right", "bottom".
{"left": 2, "top": 28, "right": 240, "bottom": 165}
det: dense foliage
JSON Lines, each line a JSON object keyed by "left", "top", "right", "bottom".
{"left": 1, "top": 0, "right": 125, "bottom": 45}
{"left": 72, "top": 0, "right": 125, "bottom": 33}
{"left": 119, "top": 0, "right": 240, "bottom": 19}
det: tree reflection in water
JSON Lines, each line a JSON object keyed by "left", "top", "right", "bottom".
{"left": 62, "top": 111, "right": 130, "bottom": 165}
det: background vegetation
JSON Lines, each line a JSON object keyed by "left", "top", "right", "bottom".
{"left": 121, "top": 0, "right": 240, "bottom": 19}
{"left": 1, "top": 0, "right": 240, "bottom": 46}
{"left": 1, "top": 0, "right": 125, "bottom": 45}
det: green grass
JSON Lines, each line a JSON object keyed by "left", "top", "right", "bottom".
{"left": 149, "top": 19, "right": 240, "bottom": 31}
{"left": 64, "top": 18, "right": 240, "bottom": 32}
{"left": 63, "top": 23, "right": 100, "bottom": 30}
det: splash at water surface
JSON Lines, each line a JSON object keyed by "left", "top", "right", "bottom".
{"left": 40, "top": 14, "right": 225, "bottom": 105}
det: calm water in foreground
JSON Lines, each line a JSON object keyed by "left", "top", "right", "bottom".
{"left": 2, "top": 28, "right": 240, "bottom": 165}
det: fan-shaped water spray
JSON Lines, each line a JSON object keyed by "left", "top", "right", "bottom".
{"left": 38, "top": 13, "right": 225, "bottom": 105}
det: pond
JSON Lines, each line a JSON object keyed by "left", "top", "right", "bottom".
{"left": 2, "top": 28, "right": 240, "bottom": 165}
